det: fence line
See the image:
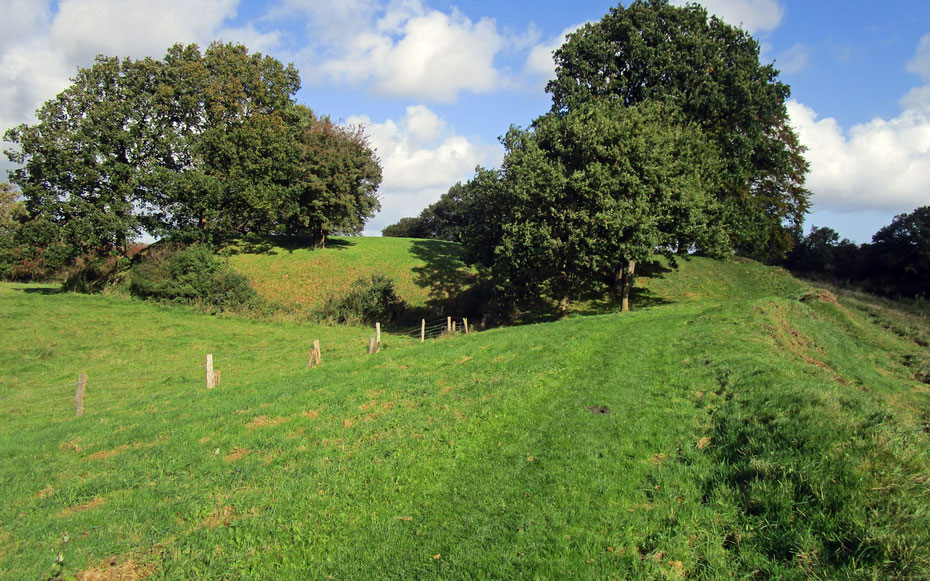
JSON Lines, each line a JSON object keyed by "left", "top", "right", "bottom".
{"left": 42, "top": 316, "right": 478, "bottom": 414}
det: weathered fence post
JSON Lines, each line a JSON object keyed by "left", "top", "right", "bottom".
{"left": 421, "top": 319, "right": 425, "bottom": 343}
{"left": 375, "top": 322, "right": 381, "bottom": 353}
{"left": 308, "top": 340, "right": 321, "bottom": 367}
{"left": 206, "top": 354, "right": 215, "bottom": 389}
{"left": 452, "top": 321, "right": 457, "bottom": 333}
{"left": 368, "top": 338, "right": 375, "bottom": 354}
{"left": 464, "top": 318, "right": 469, "bottom": 334}
{"left": 75, "top": 373, "right": 87, "bottom": 416}
{"left": 447, "top": 317, "right": 452, "bottom": 333}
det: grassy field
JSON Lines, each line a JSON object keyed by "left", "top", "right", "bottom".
{"left": 1, "top": 244, "right": 929, "bottom": 579}
{"left": 224, "top": 236, "right": 475, "bottom": 316}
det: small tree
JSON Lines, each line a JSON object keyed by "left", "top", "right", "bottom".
{"left": 466, "top": 100, "right": 729, "bottom": 314}
{"left": 288, "top": 112, "right": 381, "bottom": 246}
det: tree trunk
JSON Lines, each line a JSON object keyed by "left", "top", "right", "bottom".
{"left": 619, "top": 258, "right": 636, "bottom": 313}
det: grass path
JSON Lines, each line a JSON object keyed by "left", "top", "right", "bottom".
{"left": 1, "top": 255, "right": 929, "bottom": 578}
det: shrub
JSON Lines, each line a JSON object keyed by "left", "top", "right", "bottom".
{"left": 318, "top": 274, "right": 406, "bottom": 324}
{"left": 129, "top": 243, "right": 258, "bottom": 310}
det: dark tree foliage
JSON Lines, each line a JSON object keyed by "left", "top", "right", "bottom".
{"left": 785, "top": 226, "right": 859, "bottom": 277}
{"left": 867, "top": 207, "right": 930, "bottom": 297}
{"left": 547, "top": 0, "right": 810, "bottom": 262}
{"left": 3, "top": 42, "right": 381, "bottom": 276}
{"left": 0, "top": 183, "right": 27, "bottom": 279}
{"left": 287, "top": 109, "right": 381, "bottom": 246}
{"left": 785, "top": 208, "right": 930, "bottom": 300}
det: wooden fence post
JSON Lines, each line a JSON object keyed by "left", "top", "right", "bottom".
{"left": 368, "top": 338, "right": 375, "bottom": 354}
{"left": 375, "top": 322, "right": 381, "bottom": 353}
{"left": 206, "top": 354, "right": 215, "bottom": 389}
{"left": 464, "top": 318, "right": 469, "bottom": 334}
{"left": 75, "top": 373, "right": 87, "bottom": 416}
{"left": 421, "top": 319, "right": 425, "bottom": 343}
{"left": 452, "top": 321, "right": 457, "bottom": 333}
{"left": 447, "top": 317, "right": 452, "bottom": 333}
{"left": 308, "top": 340, "right": 321, "bottom": 367}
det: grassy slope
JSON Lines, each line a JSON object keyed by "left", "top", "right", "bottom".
{"left": 1, "top": 246, "right": 928, "bottom": 579}
{"left": 224, "top": 236, "right": 474, "bottom": 314}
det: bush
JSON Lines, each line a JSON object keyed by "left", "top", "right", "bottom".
{"left": 318, "top": 274, "right": 406, "bottom": 324}
{"left": 129, "top": 243, "right": 258, "bottom": 310}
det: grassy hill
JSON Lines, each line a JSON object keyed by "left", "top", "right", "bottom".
{"left": 1, "top": 240, "right": 929, "bottom": 579}
{"left": 224, "top": 236, "right": 475, "bottom": 316}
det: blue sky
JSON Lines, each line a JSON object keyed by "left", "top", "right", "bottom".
{"left": 2, "top": 0, "right": 929, "bottom": 243}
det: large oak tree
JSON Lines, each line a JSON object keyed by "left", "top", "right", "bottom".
{"left": 547, "top": 0, "right": 810, "bottom": 262}
{"left": 4, "top": 42, "right": 381, "bottom": 268}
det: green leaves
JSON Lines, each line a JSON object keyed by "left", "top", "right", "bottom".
{"left": 548, "top": 0, "right": 810, "bottom": 262}
{"left": 465, "top": 100, "right": 727, "bottom": 315}
{"left": 3, "top": 42, "right": 382, "bottom": 277}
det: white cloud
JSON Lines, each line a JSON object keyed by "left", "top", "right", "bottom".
{"left": 50, "top": 0, "right": 240, "bottom": 62}
{"left": 906, "top": 34, "right": 930, "bottom": 82}
{"left": 674, "top": 0, "right": 783, "bottom": 33}
{"left": 317, "top": 7, "right": 509, "bottom": 102}
{"left": 0, "top": 0, "right": 52, "bottom": 54}
{"left": 788, "top": 98, "right": 930, "bottom": 214}
{"left": 524, "top": 24, "right": 583, "bottom": 87}
{"left": 784, "top": 36, "right": 930, "bottom": 216}
{"left": 348, "top": 105, "right": 504, "bottom": 232}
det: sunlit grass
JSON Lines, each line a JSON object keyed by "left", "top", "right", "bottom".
{"left": 224, "top": 236, "right": 475, "bottom": 316}
{"left": 1, "top": 247, "right": 928, "bottom": 579}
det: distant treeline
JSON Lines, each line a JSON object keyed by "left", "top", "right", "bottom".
{"left": 784, "top": 207, "right": 930, "bottom": 299}
{"left": 387, "top": 194, "right": 929, "bottom": 301}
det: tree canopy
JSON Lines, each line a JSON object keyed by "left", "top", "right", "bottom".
{"left": 548, "top": 0, "right": 809, "bottom": 262}
{"left": 4, "top": 42, "right": 381, "bottom": 269}
{"left": 465, "top": 100, "right": 728, "bottom": 314}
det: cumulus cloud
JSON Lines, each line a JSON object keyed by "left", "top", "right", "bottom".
{"left": 347, "top": 105, "right": 504, "bottom": 233}
{"left": 786, "top": 36, "right": 930, "bottom": 216}
{"left": 50, "top": 0, "right": 240, "bottom": 62}
{"left": 313, "top": 5, "right": 509, "bottom": 102}
{"left": 788, "top": 99, "right": 930, "bottom": 214}
{"left": 674, "top": 0, "right": 783, "bottom": 33}
{"left": 524, "top": 24, "right": 583, "bottom": 88}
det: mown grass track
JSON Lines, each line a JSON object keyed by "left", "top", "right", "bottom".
{"left": 1, "top": 249, "right": 928, "bottom": 579}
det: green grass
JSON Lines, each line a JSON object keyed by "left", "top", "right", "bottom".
{"left": 1, "top": 244, "right": 929, "bottom": 579}
{"left": 223, "top": 236, "right": 475, "bottom": 316}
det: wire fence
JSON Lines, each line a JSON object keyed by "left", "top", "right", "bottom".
{"left": 40, "top": 316, "right": 477, "bottom": 401}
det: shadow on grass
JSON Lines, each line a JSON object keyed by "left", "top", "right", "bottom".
{"left": 15, "top": 286, "right": 62, "bottom": 295}
{"left": 514, "top": 258, "right": 676, "bottom": 323}
{"left": 225, "top": 235, "right": 355, "bottom": 256}
{"left": 408, "top": 239, "right": 481, "bottom": 319}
